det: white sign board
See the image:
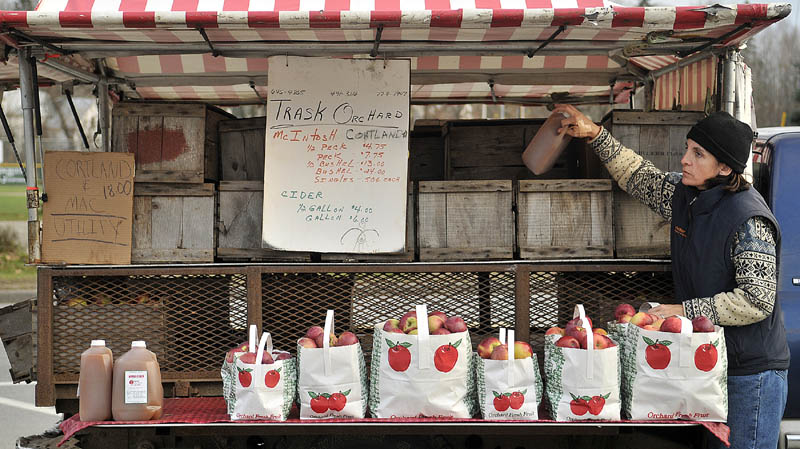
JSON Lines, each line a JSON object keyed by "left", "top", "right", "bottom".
{"left": 263, "top": 57, "right": 410, "bottom": 253}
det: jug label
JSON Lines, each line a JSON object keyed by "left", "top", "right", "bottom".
{"left": 125, "top": 370, "right": 148, "bottom": 404}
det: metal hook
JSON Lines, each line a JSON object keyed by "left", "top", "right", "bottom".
{"left": 383, "top": 53, "right": 387, "bottom": 69}
{"left": 286, "top": 53, "right": 289, "bottom": 67}
{"left": 488, "top": 79, "right": 497, "bottom": 103}
{"left": 250, "top": 80, "right": 266, "bottom": 102}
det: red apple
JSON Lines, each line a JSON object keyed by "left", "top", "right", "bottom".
{"left": 239, "top": 352, "right": 273, "bottom": 364}
{"left": 566, "top": 325, "right": 588, "bottom": 349}
{"left": 592, "top": 334, "right": 612, "bottom": 350}
{"left": 614, "top": 303, "right": 635, "bottom": 320}
{"left": 383, "top": 319, "right": 403, "bottom": 333}
{"left": 399, "top": 311, "right": 417, "bottom": 333}
{"left": 618, "top": 314, "right": 632, "bottom": 324}
{"left": 225, "top": 342, "right": 250, "bottom": 363}
{"left": 642, "top": 324, "right": 657, "bottom": 331}
{"left": 315, "top": 331, "right": 338, "bottom": 348}
{"left": 513, "top": 341, "right": 533, "bottom": 359}
{"left": 337, "top": 331, "right": 359, "bottom": 346}
{"left": 692, "top": 316, "right": 715, "bottom": 333}
{"left": 306, "top": 326, "right": 324, "bottom": 340}
{"left": 427, "top": 315, "right": 446, "bottom": 333}
{"left": 660, "top": 316, "right": 684, "bottom": 333}
{"left": 432, "top": 328, "right": 451, "bottom": 335}
{"left": 545, "top": 326, "right": 565, "bottom": 336}
{"left": 555, "top": 336, "right": 580, "bottom": 349}
{"left": 565, "top": 317, "right": 592, "bottom": 335}
{"left": 298, "top": 337, "right": 318, "bottom": 348}
{"left": 444, "top": 316, "right": 468, "bottom": 333}
{"left": 651, "top": 318, "right": 665, "bottom": 331}
{"left": 490, "top": 344, "right": 509, "bottom": 360}
{"left": 630, "top": 312, "right": 654, "bottom": 328}
{"left": 477, "top": 336, "right": 502, "bottom": 359}
{"left": 275, "top": 352, "right": 291, "bottom": 361}
{"left": 593, "top": 328, "right": 608, "bottom": 336}
{"left": 429, "top": 310, "right": 448, "bottom": 322}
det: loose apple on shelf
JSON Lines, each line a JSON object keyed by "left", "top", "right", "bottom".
{"left": 546, "top": 315, "right": 616, "bottom": 350}
{"left": 382, "top": 310, "right": 467, "bottom": 335}
{"left": 297, "top": 326, "right": 361, "bottom": 349}
{"left": 476, "top": 336, "right": 533, "bottom": 360}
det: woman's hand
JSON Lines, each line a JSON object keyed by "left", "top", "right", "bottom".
{"left": 553, "top": 104, "right": 602, "bottom": 140}
{"left": 648, "top": 304, "right": 685, "bottom": 319}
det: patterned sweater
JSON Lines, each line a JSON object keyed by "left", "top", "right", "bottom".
{"left": 589, "top": 127, "right": 778, "bottom": 326}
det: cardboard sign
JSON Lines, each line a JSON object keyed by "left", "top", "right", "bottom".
{"left": 42, "top": 152, "right": 135, "bottom": 264}
{"left": 263, "top": 56, "right": 410, "bottom": 253}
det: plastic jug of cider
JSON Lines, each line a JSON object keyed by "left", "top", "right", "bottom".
{"left": 522, "top": 111, "right": 573, "bottom": 175}
{"left": 112, "top": 341, "right": 163, "bottom": 421}
{"left": 78, "top": 340, "right": 113, "bottom": 421}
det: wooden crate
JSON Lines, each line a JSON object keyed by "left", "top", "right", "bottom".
{"left": 112, "top": 102, "right": 232, "bottom": 183}
{"left": 445, "top": 119, "right": 580, "bottom": 180}
{"left": 321, "top": 183, "right": 415, "bottom": 262}
{"left": 602, "top": 110, "right": 705, "bottom": 258}
{"left": 219, "top": 116, "right": 266, "bottom": 181}
{"left": 410, "top": 120, "right": 446, "bottom": 181}
{"left": 517, "top": 180, "right": 613, "bottom": 259}
{"left": 418, "top": 180, "right": 514, "bottom": 261}
{"left": 132, "top": 183, "right": 215, "bottom": 263}
{"left": 216, "top": 181, "right": 310, "bottom": 261}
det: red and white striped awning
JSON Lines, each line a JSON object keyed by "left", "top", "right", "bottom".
{"left": 0, "top": 1, "right": 788, "bottom": 104}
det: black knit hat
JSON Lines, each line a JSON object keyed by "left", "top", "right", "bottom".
{"left": 686, "top": 111, "right": 753, "bottom": 174}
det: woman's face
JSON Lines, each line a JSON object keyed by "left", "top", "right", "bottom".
{"left": 680, "top": 139, "right": 731, "bottom": 189}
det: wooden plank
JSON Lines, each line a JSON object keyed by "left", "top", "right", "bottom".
{"left": 608, "top": 110, "right": 705, "bottom": 126}
{"left": 446, "top": 190, "right": 513, "bottom": 248}
{"left": 242, "top": 128, "right": 266, "bottom": 181}
{"left": 219, "top": 116, "right": 266, "bottom": 132}
{"left": 113, "top": 103, "right": 207, "bottom": 118}
{"left": 132, "top": 196, "right": 152, "bottom": 249}
{"left": 520, "top": 246, "right": 613, "bottom": 258}
{"left": 219, "top": 125, "right": 247, "bottom": 181}
{"left": 151, "top": 196, "right": 183, "bottom": 249}
{"left": 217, "top": 248, "right": 310, "bottom": 261}
{"left": 669, "top": 125, "right": 691, "bottom": 172}
{"left": 131, "top": 249, "right": 213, "bottom": 262}
{"left": 550, "top": 191, "right": 591, "bottom": 248}
{"left": 409, "top": 135, "right": 445, "bottom": 181}
{"left": 638, "top": 125, "right": 671, "bottom": 171}
{"left": 417, "top": 191, "right": 446, "bottom": 249}
{"left": 181, "top": 196, "right": 214, "bottom": 250}
{"left": 111, "top": 114, "right": 138, "bottom": 155}
{"left": 451, "top": 166, "right": 555, "bottom": 181}
{"left": 134, "top": 183, "right": 214, "bottom": 196}
{"left": 218, "top": 190, "right": 262, "bottom": 249}
{"left": 247, "top": 267, "right": 263, "bottom": 335}
{"left": 419, "top": 247, "right": 513, "bottom": 261}
{"left": 134, "top": 170, "right": 203, "bottom": 184}
{"left": 520, "top": 179, "right": 612, "bottom": 192}
{"left": 136, "top": 115, "right": 164, "bottom": 172}
{"left": 518, "top": 191, "right": 551, "bottom": 248}
{"left": 591, "top": 191, "right": 613, "bottom": 251}
{"left": 613, "top": 191, "right": 671, "bottom": 258}
{"left": 219, "top": 181, "right": 263, "bottom": 192}
{"left": 448, "top": 125, "right": 530, "bottom": 167}
{"left": 610, "top": 123, "right": 640, "bottom": 151}
{"left": 161, "top": 116, "right": 204, "bottom": 174}
{"left": 419, "top": 180, "right": 511, "bottom": 193}
{"left": 35, "top": 269, "right": 54, "bottom": 407}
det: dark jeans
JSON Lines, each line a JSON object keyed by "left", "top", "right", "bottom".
{"left": 709, "top": 369, "right": 788, "bottom": 449}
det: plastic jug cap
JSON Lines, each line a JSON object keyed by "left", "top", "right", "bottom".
{"left": 90, "top": 340, "right": 106, "bottom": 346}
{"left": 131, "top": 341, "right": 146, "bottom": 348}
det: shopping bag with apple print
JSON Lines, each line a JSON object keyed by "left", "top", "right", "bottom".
{"left": 621, "top": 315, "right": 727, "bottom": 421}
{"left": 544, "top": 305, "right": 621, "bottom": 421}
{"left": 368, "top": 304, "right": 477, "bottom": 418}
{"left": 297, "top": 310, "right": 368, "bottom": 419}
{"left": 225, "top": 330, "right": 297, "bottom": 421}
{"left": 475, "top": 329, "right": 542, "bottom": 420}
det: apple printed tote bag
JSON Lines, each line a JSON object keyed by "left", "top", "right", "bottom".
{"left": 621, "top": 316, "right": 727, "bottom": 421}
{"left": 544, "top": 305, "right": 621, "bottom": 421}
{"left": 297, "top": 310, "right": 368, "bottom": 419}
{"left": 475, "top": 329, "right": 542, "bottom": 420}
{"left": 368, "top": 305, "right": 477, "bottom": 418}
{"left": 222, "top": 327, "right": 297, "bottom": 421}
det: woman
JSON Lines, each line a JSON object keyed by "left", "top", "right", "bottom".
{"left": 553, "top": 104, "right": 789, "bottom": 449}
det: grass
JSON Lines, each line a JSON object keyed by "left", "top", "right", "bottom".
{"left": 0, "top": 184, "right": 27, "bottom": 221}
{"left": 0, "top": 226, "right": 36, "bottom": 290}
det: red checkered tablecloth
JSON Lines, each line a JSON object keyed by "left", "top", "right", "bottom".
{"left": 59, "top": 397, "right": 729, "bottom": 447}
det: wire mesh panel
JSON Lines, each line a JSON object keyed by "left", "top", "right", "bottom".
{"left": 528, "top": 270, "right": 674, "bottom": 354}
{"left": 261, "top": 270, "right": 516, "bottom": 355}
{"left": 52, "top": 273, "right": 248, "bottom": 377}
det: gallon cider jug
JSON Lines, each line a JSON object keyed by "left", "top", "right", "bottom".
{"left": 522, "top": 110, "right": 573, "bottom": 175}
{"left": 78, "top": 340, "right": 113, "bottom": 421}
{"left": 112, "top": 341, "right": 163, "bottom": 421}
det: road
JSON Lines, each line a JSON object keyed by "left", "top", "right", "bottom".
{"left": 0, "top": 296, "right": 62, "bottom": 449}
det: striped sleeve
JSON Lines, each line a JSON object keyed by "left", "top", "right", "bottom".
{"left": 588, "top": 127, "right": 680, "bottom": 221}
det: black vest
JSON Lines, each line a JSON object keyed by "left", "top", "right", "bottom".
{"left": 671, "top": 183, "right": 790, "bottom": 376}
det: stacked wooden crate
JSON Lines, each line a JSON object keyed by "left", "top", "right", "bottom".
{"left": 601, "top": 110, "right": 705, "bottom": 258}
{"left": 113, "top": 102, "right": 230, "bottom": 263}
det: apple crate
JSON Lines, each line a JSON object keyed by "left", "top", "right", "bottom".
{"left": 219, "top": 116, "right": 266, "bottom": 181}
{"left": 517, "top": 179, "right": 613, "bottom": 259}
{"left": 601, "top": 110, "right": 705, "bottom": 258}
{"left": 132, "top": 183, "right": 215, "bottom": 263}
{"left": 418, "top": 180, "right": 514, "bottom": 261}
{"left": 217, "top": 181, "right": 310, "bottom": 261}
{"left": 112, "top": 102, "right": 233, "bottom": 183}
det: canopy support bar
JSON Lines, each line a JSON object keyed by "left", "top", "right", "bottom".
{"left": 9, "top": 28, "right": 73, "bottom": 56}
{"left": 197, "top": 28, "right": 220, "bottom": 57}
{"left": 527, "top": 25, "right": 566, "bottom": 58}
{"left": 370, "top": 25, "right": 384, "bottom": 58}
{"left": 18, "top": 48, "right": 40, "bottom": 263}
{"left": 63, "top": 84, "right": 90, "bottom": 150}
{"left": 676, "top": 22, "right": 752, "bottom": 58}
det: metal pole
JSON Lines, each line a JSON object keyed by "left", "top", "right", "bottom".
{"left": 18, "top": 48, "right": 41, "bottom": 263}
{"left": 721, "top": 48, "right": 737, "bottom": 115}
{"left": 97, "top": 79, "right": 111, "bottom": 152}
